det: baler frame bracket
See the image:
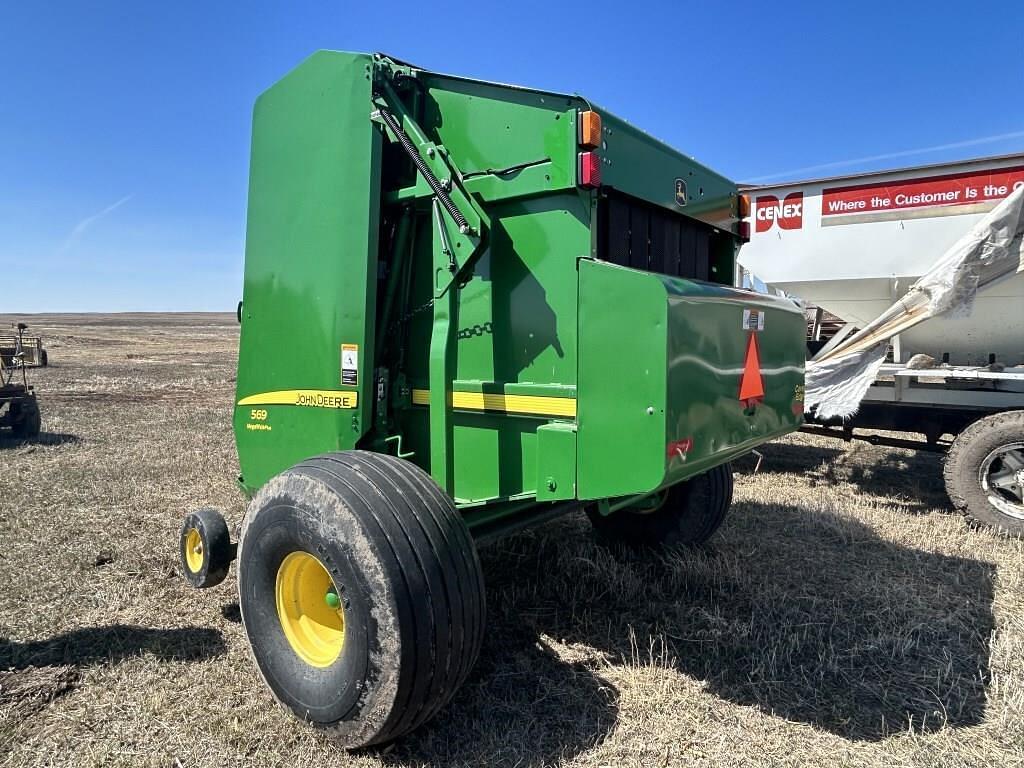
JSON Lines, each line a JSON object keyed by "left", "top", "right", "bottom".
{"left": 370, "top": 58, "right": 500, "bottom": 495}
{"left": 371, "top": 67, "right": 490, "bottom": 299}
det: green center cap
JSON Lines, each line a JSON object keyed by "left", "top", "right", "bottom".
{"left": 325, "top": 590, "right": 340, "bottom": 609}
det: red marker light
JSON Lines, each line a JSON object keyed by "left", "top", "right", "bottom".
{"left": 579, "top": 152, "right": 601, "bottom": 189}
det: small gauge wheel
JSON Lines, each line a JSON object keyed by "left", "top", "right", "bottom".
{"left": 179, "top": 508, "right": 232, "bottom": 588}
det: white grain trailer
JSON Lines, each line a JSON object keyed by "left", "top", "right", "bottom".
{"left": 738, "top": 153, "right": 1024, "bottom": 532}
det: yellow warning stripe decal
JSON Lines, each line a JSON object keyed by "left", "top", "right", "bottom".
{"left": 238, "top": 390, "right": 358, "bottom": 409}
{"left": 411, "top": 389, "right": 576, "bottom": 417}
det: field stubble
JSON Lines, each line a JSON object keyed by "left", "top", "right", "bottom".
{"left": 0, "top": 314, "right": 1021, "bottom": 767}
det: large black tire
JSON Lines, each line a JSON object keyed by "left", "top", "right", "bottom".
{"left": 179, "top": 508, "right": 233, "bottom": 588}
{"left": 237, "top": 451, "right": 485, "bottom": 748}
{"left": 10, "top": 397, "right": 41, "bottom": 439}
{"left": 39, "top": 349, "right": 48, "bottom": 367}
{"left": 944, "top": 410, "right": 1024, "bottom": 535}
{"left": 588, "top": 462, "right": 734, "bottom": 548}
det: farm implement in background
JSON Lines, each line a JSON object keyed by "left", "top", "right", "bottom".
{"left": 0, "top": 324, "right": 47, "bottom": 368}
{"left": 0, "top": 323, "right": 42, "bottom": 439}
{"left": 739, "top": 154, "right": 1024, "bottom": 533}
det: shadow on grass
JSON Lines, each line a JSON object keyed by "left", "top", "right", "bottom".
{"left": 734, "top": 440, "right": 845, "bottom": 474}
{"left": 736, "top": 440, "right": 950, "bottom": 514}
{"left": 217, "top": 599, "right": 615, "bottom": 765}
{"left": 454, "top": 502, "right": 994, "bottom": 749}
{"left": 0, "top": 625, "right": 226, "bottom": 670}
{"left": 0, "top": 431, "right": 81, "bottom": 449}
{"left": 385, "top": 625, "right": 618, "bottom": 766}
{"left": 825, "top": 448, "right": 949, "bottom": 513}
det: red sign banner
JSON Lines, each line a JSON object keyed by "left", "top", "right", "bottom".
{"left": 822, "top": 164, "right": 1024, "bottom": 219}
{"left": 755, "top": 191, "right": 804, "bottom": 232}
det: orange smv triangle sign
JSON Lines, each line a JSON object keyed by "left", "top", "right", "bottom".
{"left": 738, "top": 332, "right": 765, "bottom": 403}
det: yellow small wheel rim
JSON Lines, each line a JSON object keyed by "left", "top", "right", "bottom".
{"left": 275, "top": 552, "right": 345, "bottom": 668}
{"left": 184, "top": 528, "right": 204, "bottom": 573}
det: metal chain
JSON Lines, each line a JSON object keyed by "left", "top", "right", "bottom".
{"left": 388, "top": 296, "right": 435, "bottom": 334}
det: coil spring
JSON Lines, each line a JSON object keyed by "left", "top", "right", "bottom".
{"left": 376, "top": 107, "right": 470, "bottom": 232}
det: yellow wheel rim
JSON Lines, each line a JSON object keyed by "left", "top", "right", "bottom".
{"left": 275, "top": 552, "right": 345, "bottom": 668}
{"left": 184, "top": 528, "right": 204, "bottom": 573}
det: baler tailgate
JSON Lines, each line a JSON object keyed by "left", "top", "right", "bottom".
{"left": 233, "top": 51, "right": 382, "bottom": 489}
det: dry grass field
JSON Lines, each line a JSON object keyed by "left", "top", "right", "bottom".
{"left": 1, "top": 313, "right": 1022, "bottom": 767}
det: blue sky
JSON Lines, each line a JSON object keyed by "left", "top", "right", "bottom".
{"left": 3, "top": 1, "right": 1023, "bottom": 312}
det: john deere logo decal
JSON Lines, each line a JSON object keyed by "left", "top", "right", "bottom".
{"left": 674, "top": 178, "right": 688, "bottom": 207}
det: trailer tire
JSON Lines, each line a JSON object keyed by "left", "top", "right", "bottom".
{"left": 179, "top": 508, "right": 232, "bottom": 589}
{"left": 587, "top": 463, "right": 734, "bottom": 548}
{"left": 944, "top": 410, "right": 1024, "bottom": 535}
{"left": 237, "top": 451, "right": 485, "bottom": 748}
{"left": 10, "top": 397, "right": 41, "bottom": 439}
{"left": 39, "top": 349, "right": 48, "bottom": 367}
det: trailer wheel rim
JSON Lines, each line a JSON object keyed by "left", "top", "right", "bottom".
{"left": 979, "top": 442, "right": 1024, "bottom": 520}
{"left": 184, "top": 528, "right": 204, "bottom": 573}
{"left": 275, "top": 551, "right": 345, "bottom": 668}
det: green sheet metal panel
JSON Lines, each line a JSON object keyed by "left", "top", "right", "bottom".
{"left": 661, "top": 279, "right": 806, "bottom": 487}
{"left": 577, "top": 260, "right": 668, "bottom": 499}
{"left": 233, "top": 51, "right": 381, "bottom": 493}
{"left": 577, "top": 261, "right": 804, "bottom": 500}
{"left": 451, "top": 195, "right": 586, "bottom": 387}
{"left": 450, "top": 412, "right": 536, "bottom": 504}
{"left": 535, "top": 421, "right": 577, "bottom": 502}
{"left": 398, "top": 193, "right": 590, "bottom": 504}
{"left": 597, "top": 109, "right": 739, "bottom": 235}
{"left": 419, "top": 74, "right": 581, "bottom": 201}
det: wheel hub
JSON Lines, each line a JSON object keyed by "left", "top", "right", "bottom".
{"left": 980, "top": 442, "right": 1024, "bottom": 519}
{"left": 184, "top": 528, "right": 204, "bottom": 573}
{"left": 275, "top": 551, "right": 345, "bottom": 668}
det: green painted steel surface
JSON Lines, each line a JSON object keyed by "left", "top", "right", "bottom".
{"left": 661, "top": 279, "right": 805, "bottom": 485}
{"left": 535, "top": 421, "right": 578, "bottom": 502}
{"left": 234, "top": 51, "right": 380, "bottom": 492}
{"left": 598, "top": 110, "right": 740, "bottom": 238}
{"left": 396, "top": 192, "right": 590, "bottom": 505}
{"left": 576, "top": 261, "right": 804, "bottom": 499}
{"left": 577, "top": 261, "right": 668, "bottom": 499}
{"left": 231, "top": 50, "right": 804, "bottom": 529}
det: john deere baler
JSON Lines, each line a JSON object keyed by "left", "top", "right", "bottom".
{"left": 179, "top": 51, "right": 805, "bottom": 747}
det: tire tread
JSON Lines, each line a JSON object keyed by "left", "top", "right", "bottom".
{"left": 290, "top": 451, "right": 485, "bottom": 746}
{"left": 943, "top": 410, "right": 1024, "bottom": 535}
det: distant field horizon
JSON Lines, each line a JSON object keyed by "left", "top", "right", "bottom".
{"left": 0, "top": 311, "right": 235, "bottom": 325}
{"left": 1, "top": 311, "right": 234, "bottom": 316}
